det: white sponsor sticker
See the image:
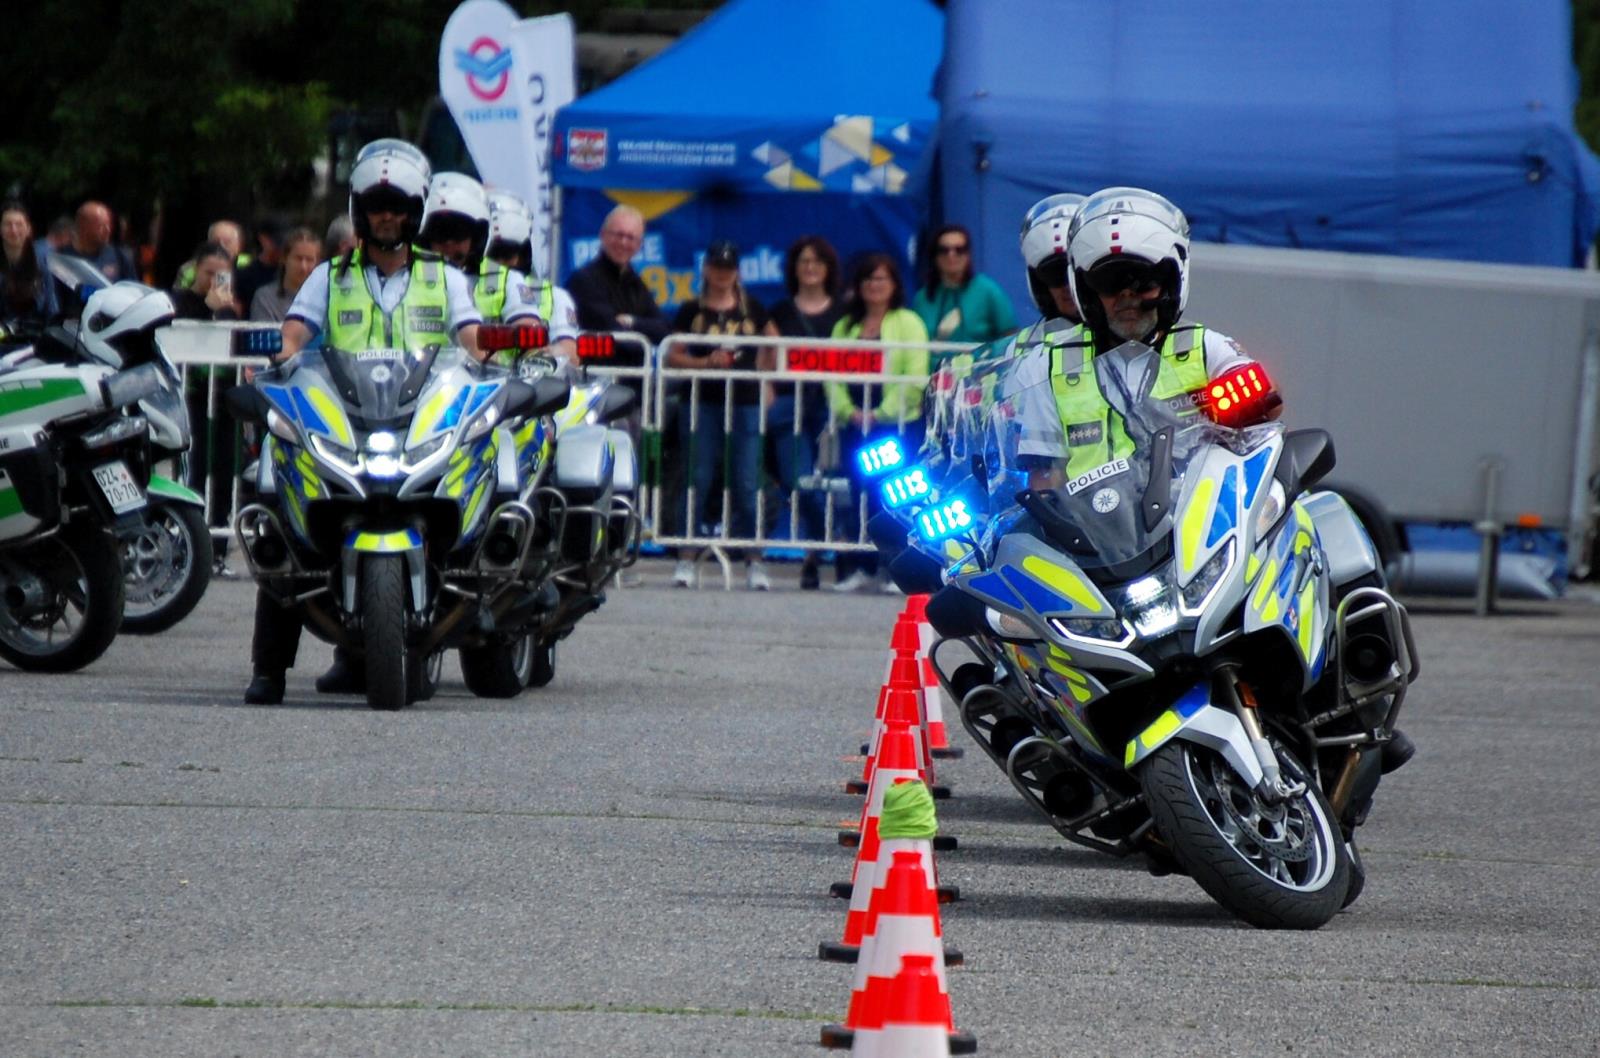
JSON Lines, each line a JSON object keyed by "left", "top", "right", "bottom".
{"left": 1065, "top": 458, "right": 1130, "bottom": 496}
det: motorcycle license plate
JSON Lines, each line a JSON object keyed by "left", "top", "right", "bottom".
{"left": 92, "top": 461, "right": 146, "bottom": 514}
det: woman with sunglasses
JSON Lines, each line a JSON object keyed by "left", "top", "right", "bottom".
{"left": 911, "top": 223, "right": 1017, "bottom": 345}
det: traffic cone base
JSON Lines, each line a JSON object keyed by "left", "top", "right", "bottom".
{"left": 932, "top": 745, "right": 965, "bottom": 760}
{"left": 830, "top": 879, "right": 960, "bottom": 903}
{"left": 816, "top": 940, "right": 964, "bottom": 967}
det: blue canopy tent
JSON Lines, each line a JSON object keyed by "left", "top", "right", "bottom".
{"left": 552, "top": 0, "right": 942, "bottom": 311}
{"left": 940, "top": 0, "right": 1600, "bottom": 311}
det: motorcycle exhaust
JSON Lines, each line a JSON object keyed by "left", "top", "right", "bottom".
{"left": 476, "top": 501, "right": 536, "bottom": 573}
{"left": 2, "top": 576, "right": 48, "bottom": 619}
{"left": 1343, "top": 631, "right": 1396, "bottom": 683}
{"left": 235, "top": 504, "right": 295, "bottom": 575}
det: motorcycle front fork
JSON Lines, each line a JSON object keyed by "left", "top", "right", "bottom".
{"left": 1215, "top": 664, "right": 1307, "bottom": 805}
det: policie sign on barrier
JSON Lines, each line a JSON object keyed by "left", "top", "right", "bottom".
{"left": 785, "top": 347, "right": 885, "bottom": 374}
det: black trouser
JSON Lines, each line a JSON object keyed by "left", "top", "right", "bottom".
{"left": 251, "top": 587, "right": 304, "bottom": 674}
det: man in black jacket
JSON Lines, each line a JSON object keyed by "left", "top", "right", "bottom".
{"left": 565, "top": 205, "right": 671, "bottom": 365}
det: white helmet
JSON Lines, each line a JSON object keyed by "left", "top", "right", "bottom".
{"left": 80, "top": 282, "right": 176, "bottom": 369}
{"left": 347, "top": 138, "right": 432, "bottom": 249}
{"left": 420, "top": 172, "right": 490, "bottom": 268}
{"left": 1066, "top": 187, "right": 1191, "bottom": 341}
{"left": 1018, "top": 193, "right": 1085, "bottom": 319}
{"left": 486, "top": 189, "right": 534, "bottom": 270}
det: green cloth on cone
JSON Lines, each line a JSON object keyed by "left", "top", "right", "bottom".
{"left": 878, "top": 779, "right": 938, "bottom": 840}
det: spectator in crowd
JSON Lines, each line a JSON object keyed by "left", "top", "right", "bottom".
{"left": 566, "top": 204, "right": 672, "bottom": 359}
{"left": 2, "top": 202, "right": 59, "bottom": 329}
{"left": 912, "top": 223, "right": 1017, "bottom": 345}
{"left": 324, "top": 214, "right": 357, "bottom": 260}
{"left": 171, "top": 240, "right": 241, "bottom": 543}
{"left": 210, "top": 219, "right": 244, "bottom": 264}
{"left": 666, "top": 239, "right": 778, "bottom": 591}
{"left": 235, "top": 216, "right": 289, "bottom": 312}
{"left": 58, "top": 200, "right": 137, "bottom": 283}
{"left": 34, "top": 214, "right": 73, "bottom": 262}
{"left": 248, "top": 227, "right": 321, "bottom": 322}
{"left": 767, "top": 235, "right": 845, "bottom": 590}
{"left": 828, "top": 254, "right": 930, "bottom": 592}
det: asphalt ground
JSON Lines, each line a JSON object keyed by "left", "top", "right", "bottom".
{"left": 2, "top": 564, "right": 1598, "bottom": 1057}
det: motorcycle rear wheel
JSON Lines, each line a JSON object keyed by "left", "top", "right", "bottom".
{"left": 460, "top": 635, "right": 531, "bottom": 698}
{"left": 0, "top": 523, "right": 126, "bottom": 673}
{"left": 525, "top": 635, "right": 556, "bottom": 688}
{"left": 361, "top": 554, "right": 410, "bottom": 711}
{"left": 121, "top": 501, "right": 213, "bottom": 634}
{"left": 1140, "top": 741, "right": 1349, "bottom": 929}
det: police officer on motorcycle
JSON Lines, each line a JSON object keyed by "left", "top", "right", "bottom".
{"left": 244, "top": 138, "right": 484, "bottom": 704}
{"left": 480, "top": 189, "right": 578, "bottom": 364}
{"left": 1017, "top": 192, "right": 1087, "bottom": 343}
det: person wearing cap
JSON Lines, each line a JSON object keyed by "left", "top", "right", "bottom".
{"left": 244, "top": 138, "right": 484, "bottom": 705}
{"left": 664, "top": 239, "right": 779, "bottom": 591}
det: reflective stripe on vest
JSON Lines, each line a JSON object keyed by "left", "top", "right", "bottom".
{"left": 326, "top": 249, "right": 450, "bottom": 352}
{"left": 1048, "top": 325, "right": 1209, "bottom": 479}
{"left": 475, "top": 262, "right": 507, "bottom": 322}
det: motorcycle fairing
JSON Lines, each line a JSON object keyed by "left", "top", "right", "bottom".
{"left": 1005, "top": 640, "right": 1114, "bottom": 761}
{"left": 1121, "top": 680, "right": 1267, "bottom": 788}
{"left": 1242, "top": 498, "right": 1331, "bottom": 687}
{"left": 259, "top": 381, "right": 354, "bottom": 449}
{"left": 146, "top": 475, "right": 204, "bottom": 507}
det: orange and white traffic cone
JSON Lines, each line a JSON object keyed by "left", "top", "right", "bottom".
{"left": 821, "top": 782, "right": 972, "bottom": 1052}
{"left": 903, "top": 595, "right": 963, "bottom": 761}
{"left": 841, "top": 716, "right": 956, "bottom": 853}
{"left": 867, "top": 954, "right": 978, "bottom": 1056}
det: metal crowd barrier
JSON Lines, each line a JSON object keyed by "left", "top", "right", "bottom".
{"left": 646, "top": 334, "right": 977, "bottom": 589}
{"left": 155, "top": 323, "right": 978, "bottom": 588}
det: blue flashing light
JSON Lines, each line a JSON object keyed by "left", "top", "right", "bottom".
{"left": 881, "top": 466, "right": 931, "bottom": 509}
{"left": 917, "top": 499, "right": 975, "bottom": 543}
{"left": 856, "top": 437, "right": 905, "bottom": 477}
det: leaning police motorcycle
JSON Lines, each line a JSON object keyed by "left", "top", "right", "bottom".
{"left": 872, "top": 342, "right": 1417, "bottom": 929}
{"left": 227, "top": 334, "right": 569, "bottom": 710}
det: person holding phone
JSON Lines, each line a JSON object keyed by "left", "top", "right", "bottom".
{"left": 171, "top": 241, "right": 240, "bottom": 321}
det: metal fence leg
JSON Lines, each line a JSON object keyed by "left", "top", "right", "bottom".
{"left": 1474, "top": 458, "right": 1502, "bottom": 616}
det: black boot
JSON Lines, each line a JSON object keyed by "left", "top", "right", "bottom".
{"left": 1380, "top": 727, "right": 1416, "bottom": 774}
{"left": 244, "top": 671, "right": 285, "bottom": 705}
{"left": 315, "top": 649, "right": 365, "bottom": 694}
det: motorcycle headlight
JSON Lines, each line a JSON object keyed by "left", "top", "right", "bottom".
{"left": 310, "top": 433, "right": 360, "bottom": 472}
{"left": 1050, "top": 616, "right": 1132, "bottom": 645}
{"left": 402, "top": 434, "right": 449, "bottom": 471}
{"left": 1180, "top": 540, "right": 1236, "bottom": 614}
{"left": 461, "top": 404, "right": 500, "bottom": 444}
{"left": 1122, "top": 575, "right": 1179, "bottom": 637}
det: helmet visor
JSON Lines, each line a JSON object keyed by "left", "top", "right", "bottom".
{"left": 1082, "top": 260, "right": 1164, "bottom": 297}
{"left": 1035, "top": 255, "right": 1070, "bottom": 288}
{"left": 423, "top": 213, "right": 479, "bottom": 243}
{"left": 358, "top": 187, "right": 415, "bottom": 216}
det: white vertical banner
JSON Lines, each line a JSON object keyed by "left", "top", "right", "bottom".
{"left": 510, "top": 14, "right": 575, "bottom": 278}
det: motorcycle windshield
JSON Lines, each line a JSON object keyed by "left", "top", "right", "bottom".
{"left": 313, "top": 346, "right": 465, "bottom": 422}
{"left": 987, "top": 341, "right": 1248, "bottom": 571}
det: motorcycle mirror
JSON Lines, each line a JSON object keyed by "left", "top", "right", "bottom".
{"left": 501, "top": 377, "right": 571, "bottom": 421}
{"left": 1276, "top": 429, "right": 1337, "bottom": 495}
{"left": 222, "top": 384, "right": 270, "bottom": 425}
{"left": 592, "top": 384, "right": 638, "bottom": 424}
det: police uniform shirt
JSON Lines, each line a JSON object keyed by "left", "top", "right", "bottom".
{"left": 501, "top": 273, "right": 579, "bottom": 343}
{"left": 1005, "top": 327, "right": 1252, "bottom": 461}
{"left": 286, "top": 256, "right": 482, "bottom": 340}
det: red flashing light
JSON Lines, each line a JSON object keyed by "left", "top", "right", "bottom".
{"left": 1198, "top": 362, "right": 1276, "bottom": 427}
{"left": 478, "top": 323, "right": 549, "bottom": 352}
{"left": 576, "top": 333, "right": 616, "bottom": 359}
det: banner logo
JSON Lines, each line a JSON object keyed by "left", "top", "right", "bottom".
{"left": 456, "top": 36, "right": 512, "bottom": 101}
{"left": 568, "top": 128, "right": 608, "bottom": 172}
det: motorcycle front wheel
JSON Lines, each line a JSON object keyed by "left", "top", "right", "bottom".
{"left": 1140, "top": 740, "right": 1350, "bottom": 929}
{"left": 460, "top": 634, "right": 532, "bottom": 699}
{"left": 121, "top": 501, "right": 213, "bottom": 634}
{"left": 0, "top": 522, "right": 126, "bottom": 672}
{"left": 361, "top": 554, "right": 410, "bottom": 711}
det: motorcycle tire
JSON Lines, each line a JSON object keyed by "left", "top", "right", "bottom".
{"left": 361, "top": 554, "right": 410, "bottom": 712}
{"left": 121, "top": 501, "right": 213, "bottom": 635}
{"left": 460, "top": 635, "right": 531, "bottom": 699}
{"left": 1140, "top": 741, "right": 1350, "bottom": 930}
{"left": 0, "top": 522, "right": 126, "bottom": 673}
{"left": 526, "top": 636, "right": 555, "bottom": 689}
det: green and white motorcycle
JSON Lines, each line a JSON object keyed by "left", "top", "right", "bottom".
{"left": 879, "top": 342, "right": 1419, "bottom": 929}
{"left": 0, "top": 289, "right": 172, "bottom": 671}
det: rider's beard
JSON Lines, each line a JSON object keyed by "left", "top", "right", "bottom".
{"left": 1107, "top": 301, "right": 1158, "bottom": 342}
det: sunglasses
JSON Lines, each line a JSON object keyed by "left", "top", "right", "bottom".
{"left": 1036, "top": 257, "right": 1070, "bottom": 288}
{"left": 935, "top": 243, "right": 970, "bottom": 256}
{"left": 1083, "top": 261, "right": 1164, "bottom": 297}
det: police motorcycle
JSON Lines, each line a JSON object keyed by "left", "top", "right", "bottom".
{"left": 224, "top": 327, "right": 570, "bottom": 710}
{"left": 25, "top": 257, "right": 214, "bottom": 635}
{"left": 0, "top": 271, "right": 176, "bottom": 671}
{"left": 866, "top": 342, "right": 1418, "bottom": 929}
{"left": 492, "top": 327, "right": 642, "bottom": 688}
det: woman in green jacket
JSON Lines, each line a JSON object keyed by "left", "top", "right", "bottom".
{"left": 911, "top": 223, "right": 1017, "bottom": 344}
{"left": 827, "top": 254, "right": 930, "bottom": 592}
